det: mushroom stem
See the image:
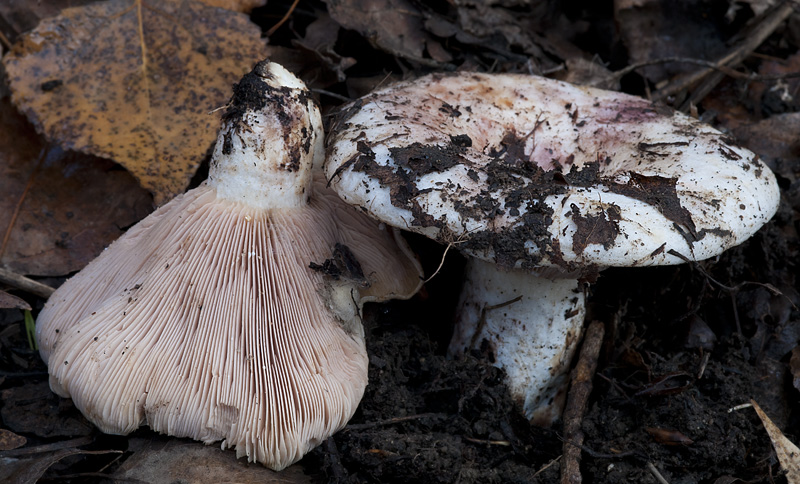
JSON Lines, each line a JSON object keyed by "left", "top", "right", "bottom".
{"left": 207, "top": 61, "right": 323, "bottom": 210}
{"left": 449, "top": 258, "right": 586, "bottom": 425}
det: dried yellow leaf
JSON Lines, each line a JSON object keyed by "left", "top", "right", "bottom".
{"left": 3, "top": 0, "right": 267, "bottom": 204}
{"left": 199, "top": 0, "right": 267, "bottom": 13}
{"left": 752, "top": 399, "right": 800, "bottom": 483}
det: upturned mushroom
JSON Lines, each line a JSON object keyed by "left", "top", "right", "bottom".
{"left": 36, "top": 61, "right": 422, "bottom": 470}
{"left": 324, "top": 72, "right": 780, "bottom": 424}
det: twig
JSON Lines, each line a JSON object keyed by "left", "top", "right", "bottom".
{"left": 468, "top": 295, "right": 523, "bottom": 349}
{"left": 423, "top": 232, "right": 471, "bottom": 284}
{"left": 462, "top": 436, "right": 512, "bottom": 446}
{"left": 696, "top": 351, "right": 710, "bottom": 380}
{"left": 647, "top": 461, "right": 671, "bottom": 484}
{"left": 561, "top": 321, "right": 605, "bottom": 484}
{"left": 0, "top": 437, "right": 93, "bottom": 458}
{"left": 593, "top": 56, "right": 800, "bottom": 88}
{"left": 265, "top": 0, "right": 301, "bottom": 37}
{"left": 0, "top": 267, "right": 56, "bottom": 298}
{"left": 652, "top": 1, "right": 796, "bottom": 107}
{"left": 422, "top": 242, "right": 456, "bottom": 284}
{"left": 312, "top": 88, "right": 353, "bottom": 103}
{"left": 0, "top": 30, "right": 11, "bottom": 51}
{"left": 728, "top": 402, "right": 754, "bottom": 413}
{"left": 533, "top": 455, "right": 562, "bottom": 477}
{"left": 345, "top": 412, "right": 447, "bottom": 431}
{"left": 1, "top": 147, "right": 46, "bottom": 262}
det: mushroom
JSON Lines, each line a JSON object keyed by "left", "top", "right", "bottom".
{"left": 35, "top": 61, "right": 422, "bottom": 470}
{"left": 324, "top": 72, "right": 780, "bottom": 424}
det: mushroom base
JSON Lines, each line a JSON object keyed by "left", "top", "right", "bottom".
{"left": 449, "top": 258, "right": 586, "bottom": 425}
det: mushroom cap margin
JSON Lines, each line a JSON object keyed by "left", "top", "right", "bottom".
{"left": 325, "top": 72, "right": 780, "bottom": 272}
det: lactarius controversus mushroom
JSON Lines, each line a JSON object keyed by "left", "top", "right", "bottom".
{"left": 325, "top": 72, "right": 780, "bottom": 424}
{"left": 35, "top": 61, "right": 422, "bottom": 470}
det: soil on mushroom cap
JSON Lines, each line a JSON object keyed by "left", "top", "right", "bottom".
{"left": 332, "top": 126, "right": 705, "bottom": 275}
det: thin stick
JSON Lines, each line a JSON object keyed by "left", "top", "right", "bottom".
{"left": 345, "top": 412, "right": 447, "bottom": 431}
{"left": 265, "top": 0, "right": 301, "bottom": 37}
{"left": 1, "top": 148, "right": 46, "bottom": 261}
{"left": 647, "top": 461, "right": 671, "bottom": 484}
{"left": 0, "top": 30, "right": 11, "bottom": 50}
{"left": 462, "top": 436, "right": 512, "bottom": 446}
{"left": 0, "top": 436, "right": 93, "bottom": 457}
{"left": 534, "top": 455, "right": 562, "bottom": 477}
{"left": 592, "top": 56, "right": 800, "bottom": 88}
{"left": 561, "top": 321, "right": 605, "bottom": 484}
{"left": 696, "top": 351, "right": 710, "bottom": 380}
{"left": 728, "top": 402, "right": 754, "bottom": 413}
{"left": 422, "top": 242, "right": 455, "bottom": 284}
{"left": 313, "top": 88, "right": 353, "bottom": 103}
{"left": 0, "top": 267, "right": 55, "bottom": 298}
{"left": 653, "top": 1, "right": 795, "bottom": 104}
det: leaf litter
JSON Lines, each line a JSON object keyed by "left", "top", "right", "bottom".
{"left": 1, "top": 0, "right": 800, "bottom": 482}
{"left": 751, "top": 400, "right": 800, "bottom": 484}
{"left": 0, "top": 96, "right": 152, "bottom": 277}
{"left": 3, "top": 0, "right": 268, "bottom": 204}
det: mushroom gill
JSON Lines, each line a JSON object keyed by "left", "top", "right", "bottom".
{"left": 36, "top": 60, "right": 422, "bottom": 471}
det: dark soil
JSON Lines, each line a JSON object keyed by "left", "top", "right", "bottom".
{"left": 304, "top": 216, "right": 798, "bottom": 483}
{"left": 2, "top": 0, "right": 800, "bottom": 483}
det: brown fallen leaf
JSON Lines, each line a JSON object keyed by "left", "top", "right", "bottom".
{"left": 614, "top": 0, "right": 729, "bottom": 83}
{"left": 0, "top": 0, "right": 98, "bottom": 44}
{"left": 199, "top": 0, "right": 267, "bottom": 13}
{"left": 3, "top": 0, "right": 268, "bottom": 204}
{"left": 734, "top": 112, "right": 800, "bottom": 161}
{"left": 0, "top": 428, "right": 27, "bottom": 451}
{"left": 1, "top": 448, "right": 121, "bottom": 484}
{"left": 325, "top": 0, "right": 451, "bottom": 65}
{"left": 712, "top": 477, "right": 743, "bottom": 484}
{"left": 747, "top": 51, "right": 800, "bottom": 116}
{"left": 115, "top": 436, "right": 312, "bottom": 483}
{"left": 447, "top": 0, "right": 549, "bottom": 59}
{"left": 0, "top": 290, "right": 31, "bottom": 310}
{"left": 751, "top": 399, "right": 800, "bottom": 483}
{"left": 0, "top": 97, "right": 153, "bottom": 277}
{"left": 293, "top": 13, "right": 356, "bottom": 83}
{"left": 645, "top": 427, "right": 694, "bottom": 446}
{"left": 1, "top": 382, "right": 93, "bottom": 439}
{"left": 792, "top": 347, "right": 800, "bottom": 393}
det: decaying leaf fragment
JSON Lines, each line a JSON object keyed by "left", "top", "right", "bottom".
{"left": 752, "top": 399, "right": 800, "bottom": 483}
{"left": 0, "top": 291, "right": 31, "bottom": 310}
{"left": 325, "top": 0, "right": 452, "bottom": 64}
{"left": 0, "top": 428, "right": 27, "bottom": 451}
{"left": 199, "top": 0, "right": 267, "bottom": 12}
{"left": 0, "top": 98, "right": 152, "bottom": 277}
{"left": 3, "top": 0, "right": 267, "bottom": 204}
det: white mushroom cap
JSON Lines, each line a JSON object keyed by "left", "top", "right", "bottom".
{"left": 324, "top": 71, "right": 780, "bottom": 424}
{"left": 326, "top": 72, "right": 780, "bottom": 272}
{"left": 36, "top": 61, "right": 422, "bottom": 470}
